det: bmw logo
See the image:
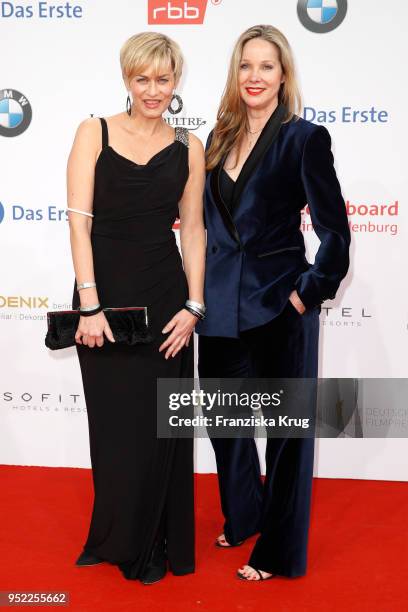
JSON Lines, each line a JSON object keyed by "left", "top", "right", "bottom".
{"left": 297, "top": 0, "right": 347, "bottom": 33}
{"left": 0, "top": 89, "right": 32, "bottom": 137}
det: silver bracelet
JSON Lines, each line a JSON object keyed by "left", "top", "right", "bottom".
{"left": 79, "top": 303, "right": 101, "bottom": 312}
{"left": 77, "top": 281, "right": 96, "bottom": 291}
{"left": 186, "top": 299, "right": 206, "bottom": 314}
{"left": 184, "top": 305, "right": 205, "bottom": 320}
{"left": 67, "top": 207, "right": 94, "bottom": 218}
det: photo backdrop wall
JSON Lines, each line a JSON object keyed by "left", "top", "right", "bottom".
{"left": 1, "top": 0, "right": 407, "bottom": 480}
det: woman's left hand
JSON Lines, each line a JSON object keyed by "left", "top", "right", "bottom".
{"left": 159, "top": 308, "right": 198, "bottom": 359}
{"left": 289, "top": 290, "right": 306, "bottom": 314}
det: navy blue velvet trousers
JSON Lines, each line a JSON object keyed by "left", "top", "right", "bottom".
{"left": 197, "top": 300, "right": 320, "bottom": 577}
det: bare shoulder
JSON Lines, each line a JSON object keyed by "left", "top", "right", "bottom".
{"left": 187, "top": 131, "right": 205, "bottom": 164}
{"left": 71, "top": 117, "right": 102, "bottom": 153}
{"left": 75, "top": 116, "right": 100, "bottom": 136}
{"left": 185, "top": 131, "right": 205, "bottom": 179}
{"left": 188, "top": 131, "right": 204, "bottom": 152}
{"left": 104, "top": 112, "right": 126, "bottom": 126}
{"left": 68, "top": 117, "right": 102, "bottom": 167}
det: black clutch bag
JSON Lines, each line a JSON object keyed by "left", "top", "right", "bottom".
{"left": 45, "top": 306, "right": 153, "bottom": 350}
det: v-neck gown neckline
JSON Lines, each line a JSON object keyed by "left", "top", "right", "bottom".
{"left": 105, "top": 127, "right": 177, "bottom": 167}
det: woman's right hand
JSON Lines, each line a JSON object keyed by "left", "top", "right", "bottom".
{"left": 75, "top": 311, "right": 115, "bottom": 347}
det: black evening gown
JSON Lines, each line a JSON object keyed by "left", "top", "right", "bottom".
{"left": 72, "top": 118, "right": 194, "bottom": 580}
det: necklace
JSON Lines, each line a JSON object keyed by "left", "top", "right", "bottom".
{"left": 245, "top": 129, "right": 261, "bottom": 153}
{"left": 224, "top": 122, "right": 265, "bottom": 171}
{"left": 246, "top": 126, "right": 263, "bottom": 135}
{"left": 245, "top": 122, "right": 266, "bottom": 153}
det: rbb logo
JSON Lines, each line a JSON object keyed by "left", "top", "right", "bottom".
{"left": 148, "top": 0, "right": 208, "bottom": 24}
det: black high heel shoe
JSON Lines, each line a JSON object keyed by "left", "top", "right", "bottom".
{"left": 139, "top": 538, "right": 167, "bottom": 585}
{"left": 75, "top": 550, "right": 104, "bottom": 567}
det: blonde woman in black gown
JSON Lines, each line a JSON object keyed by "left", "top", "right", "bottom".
{"left": 66, "top": 32, "right": 205, "bottom": 585}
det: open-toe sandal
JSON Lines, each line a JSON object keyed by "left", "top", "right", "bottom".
{"left": 237, "top": 567, "right": 275, "bottom": 581}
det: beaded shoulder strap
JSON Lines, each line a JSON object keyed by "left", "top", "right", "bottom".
{"left": 175, "top": 127, "right": 189, "bottom": 148}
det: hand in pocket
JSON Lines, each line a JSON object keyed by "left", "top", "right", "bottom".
{"left": 288, "top": 290, "right": 306, "bottom": 315}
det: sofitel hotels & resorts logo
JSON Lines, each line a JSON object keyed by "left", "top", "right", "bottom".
{"left": 1, "top": 390, "right": 86, "bottom": 413}
{"left": 321, "top": 304, "right": 372, "bottom": 329}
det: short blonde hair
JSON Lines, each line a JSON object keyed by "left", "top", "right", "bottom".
{"left": 120, "top": 31, "right": 183, "bottom": 85}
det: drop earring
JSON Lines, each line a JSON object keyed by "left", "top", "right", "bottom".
{"left": 167, "top": 92, "right": 183, "bottom": 115}
{"left": 126, "top": 94, "right": 132, "bottom": 116}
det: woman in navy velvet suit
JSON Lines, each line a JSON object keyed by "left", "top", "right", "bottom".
{"left": 195, "top": 25, "right": 350, "bottom": 581}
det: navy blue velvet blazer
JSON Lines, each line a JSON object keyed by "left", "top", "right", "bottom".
{"left": 195, "top": 103, "right": 351, "bottom": 338}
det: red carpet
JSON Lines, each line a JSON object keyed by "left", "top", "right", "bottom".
{"left": 0, "top": 466, "right": 407, "bottom": 611}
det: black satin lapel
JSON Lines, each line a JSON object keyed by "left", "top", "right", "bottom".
{"left": 231, "top": 102, "right": 287, "bottom": 215}
{"left": 209, "top": 158, "right": 243, "bottom": 247}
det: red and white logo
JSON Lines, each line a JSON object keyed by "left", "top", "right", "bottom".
{"left": 148, "top": 0, "right": 208, "bottom": 24}
{"left": 301, "top": 199, "right": 399, "bottom": 237}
